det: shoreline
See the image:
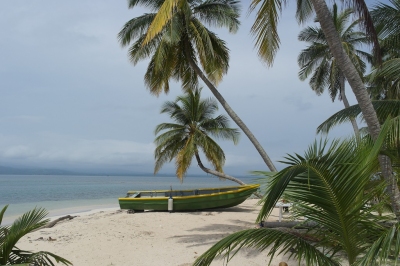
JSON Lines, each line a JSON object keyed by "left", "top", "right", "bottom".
{"left": 17, "top": 199, "right": 303, "bottom": 266}
{"left": 2, "top": 201, "right": 119, "bottom": 225}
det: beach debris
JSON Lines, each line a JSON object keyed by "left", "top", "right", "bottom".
{"left": 48, "top": 236, "right": 57, "bottom": 241}
{"left": 33, "top": 215, "right": 77, "bottom": 232}
{"left": 279, "top": 262, "right": 288, "bottom": 266}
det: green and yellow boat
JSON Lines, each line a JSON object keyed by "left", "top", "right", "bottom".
{"left": 119, "top": 184, "right": 260, "bottom": 211}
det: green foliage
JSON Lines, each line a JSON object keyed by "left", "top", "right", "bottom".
{"left": 298, "top": 4, "right": 368, "bottom": 102}
{"left": 0, "top": 205, "right": 71, "bottom": 265}
{"left": 195, "top": 134, "right": 400, "bottom": 265}
{"left": 118, "top": 0, "right": 240, "bottom": 95}
{"left": 317, "top": 100, "right": 400, "bottom": 134}
{"left": 154, "top": 87, "right": 239, "bottom": 180}
{"left": 367, "top": 0, "right": 400, "bottom": 100}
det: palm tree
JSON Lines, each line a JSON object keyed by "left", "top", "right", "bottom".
{"left": 154, "top": 87, "right": 246, "bottom": 184}
{"left": 118, "top": 0, "right": 277, "bottom": 172}
{"left": 249, "top": 0, "right": 400, "bottom": 219}
{"left": 367, "top": 0, "right": 400, "bottom": 100}
{"left": 371, "top": 0, "right": 400, "bottom": 55}
{"left": 195, "top": 127, "right": 400, "bottom": 265}
{"left": 298, "top": 4, "right": 369, "bottom": 138}
{"left": 0, "top": 205, "right": 71, "bottom": 265}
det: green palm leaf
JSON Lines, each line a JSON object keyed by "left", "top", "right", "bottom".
{"left": 0, "top": 206, "right": 72, "bottom": 265}
{"left": 317, "top": 100, "right": 400, "bottom": 134}
{"left": 194, "top": 228, "right": 340, "bottom": 266}
{"left": 197, "top": 131, "right": 400, "bottom": 265}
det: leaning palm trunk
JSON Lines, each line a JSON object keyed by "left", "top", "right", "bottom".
{"left": 311, "top": 0, "right": 400, "bottom": 219}
{"left": 339, "top": 76, "right": 360, "bottom": 139}
{"left": 194, "top": 152, "right": 263, "bottom": 198}
{"left": 194, "top": 152, "right": 246, "bottom": 185}
{"left": 184, "top": 43, "right": 277, "bottom": 172}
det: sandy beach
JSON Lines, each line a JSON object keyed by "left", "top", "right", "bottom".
{"left": 18, "top": 199, "right": 302, "bottom": 266}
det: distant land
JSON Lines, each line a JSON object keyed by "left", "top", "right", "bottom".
{"left": 0, "top": 165, "right": 165, "bottom": 176}
{"left": 0, "top": 165, "right": 80, "bottom": 176}
{"left": 0, "top": 165, "right": 222, "bottom": 177}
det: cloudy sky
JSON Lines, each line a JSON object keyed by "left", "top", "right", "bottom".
{"left": 0, "top": 0, "right": 374, "bottom": 176}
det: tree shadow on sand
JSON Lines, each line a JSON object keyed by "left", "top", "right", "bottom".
{"left": 171, "top": 218, "right": 254, "bottom": 248}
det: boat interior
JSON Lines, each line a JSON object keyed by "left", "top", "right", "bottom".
{"left": 126, "top": 187, "right": 241, "bottom": 198}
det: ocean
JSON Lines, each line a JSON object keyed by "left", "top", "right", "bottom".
{"left": 0, "top": 174, "right": 258, "bottom": 224}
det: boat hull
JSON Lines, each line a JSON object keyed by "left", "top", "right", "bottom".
{"left": 119, "top": 184, "right": 260, "bottom": 211}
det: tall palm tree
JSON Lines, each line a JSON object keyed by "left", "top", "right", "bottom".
{"left": 154, "top": 87, "right": 246, "bottom": 184}
{"left": 249, "top": 0, "right": 400, "bottom": 219}
{"left": 0, "top": 205, "right": 71, "bottom": 265}
{"left": 118, "top": 0, "right": 277, "bottom": 172}
{"left": 195, "top": 127, "right": 400, "bottom": 265}
{"left": 298, "top": 4, "right": 369, "bottom": 138}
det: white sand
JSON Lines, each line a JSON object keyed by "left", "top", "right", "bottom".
{"left": 18, "top": 199, "right": 303, "bottom": 266}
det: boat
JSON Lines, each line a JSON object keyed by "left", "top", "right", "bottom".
{"left": 119, "top": 184, "right": 260, "bottom": 211}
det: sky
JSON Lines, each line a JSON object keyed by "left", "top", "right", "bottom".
{"left": 0, "top": 0, "right": 378, "bottom": 176}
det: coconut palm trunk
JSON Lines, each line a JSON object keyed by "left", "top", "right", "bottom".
{"left": 339, "top": 75, "right": 360, "bottom": 139}
{"left": 183, "top": 40, "right": 277, "bottom": 172}
{"left": 194, "top": 151, "right": 263, "bottom": 198}
{"left": 310, "top": 0, "right": 400, "bottom": 219}
{"left": 194, "top": 152, "right": 245, "bottom": 185}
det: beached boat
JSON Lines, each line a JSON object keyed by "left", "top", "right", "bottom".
{"left": 119, "top": 184, "right": 260, "bottom": 211}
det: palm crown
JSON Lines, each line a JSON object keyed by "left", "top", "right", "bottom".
{"left": 118, "top": 0, "right": 240, "bottom": 95}
{"left": 154, "top": 87, "right": 239, "bottom": 180}
{"left": 298, "top": 4, "right": 369, "bottom": 102}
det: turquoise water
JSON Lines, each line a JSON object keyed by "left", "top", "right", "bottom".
{"left": 0, "top": 174, "right": 257, "bottom": 224}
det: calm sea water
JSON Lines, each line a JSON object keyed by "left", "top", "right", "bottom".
{"left": 0, "top": 174, "right": 258, "bottom": 224}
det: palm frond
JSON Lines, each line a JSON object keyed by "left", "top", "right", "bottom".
{"left": 118, "top": 13, "right": 156, "bottom": 47}
{"left": 175, "top": 135, "right": 196, "bottom": 179}
{"left": 1, "top": 207, "right": 72, "bottom": 265}
{"left": 354, "top": 223, "right": 400, "bottom": 266}
{"left": 193, "top": 0, "right": 241, "bottom": 33}
{"left": 317, "top": 100, "right": 400, "bottom": 134}
{"left": 127, "top": 0, "right": 165, "bottom": 11}
{"left": 194, "top": 228, "right": 340, "bottom": 266}
{"left": 371, "top": 0, "right": 400, "bottom": 40}
{"left": 295, "top": 0, "right": 314, "bottom": 24}
{"left": 10, "top": 249, "right": 72, "bottom": 266}
{"left": 371, "top": 58, "right": 400, "bottom": 82}
{"left": 249, "top": 0, "right": 283, "bottom": 66}
{"left": 189, "top": 18, "right": 230, "bottom": 84}
{"left": 0, "top": 205, "right": 7, "bottom": 226}
{"left": 143, "top": 0, "right": 182, "bottom": 45}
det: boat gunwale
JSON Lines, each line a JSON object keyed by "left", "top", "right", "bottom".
{"left": 118, "top": 184, "right": 259, "bottom": 201}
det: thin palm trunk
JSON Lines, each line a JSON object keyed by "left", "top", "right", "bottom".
{"left": 311, "top": 0, "right": 400, "bottom": 220}
{"left": 194, "top": 152, "right": 245, "bottom": 185}
{"left": 184, "top": 41, "right": 277, "bottom": 172}
{"left": 194, "top": 152, "right": 263, "bottom": 198}
{"left": 339, "top": 76, "right": 360, "bottom": 139}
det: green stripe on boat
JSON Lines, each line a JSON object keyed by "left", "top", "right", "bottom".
{"left": 119, "top": 184, "right": 260, "bottom": 211}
